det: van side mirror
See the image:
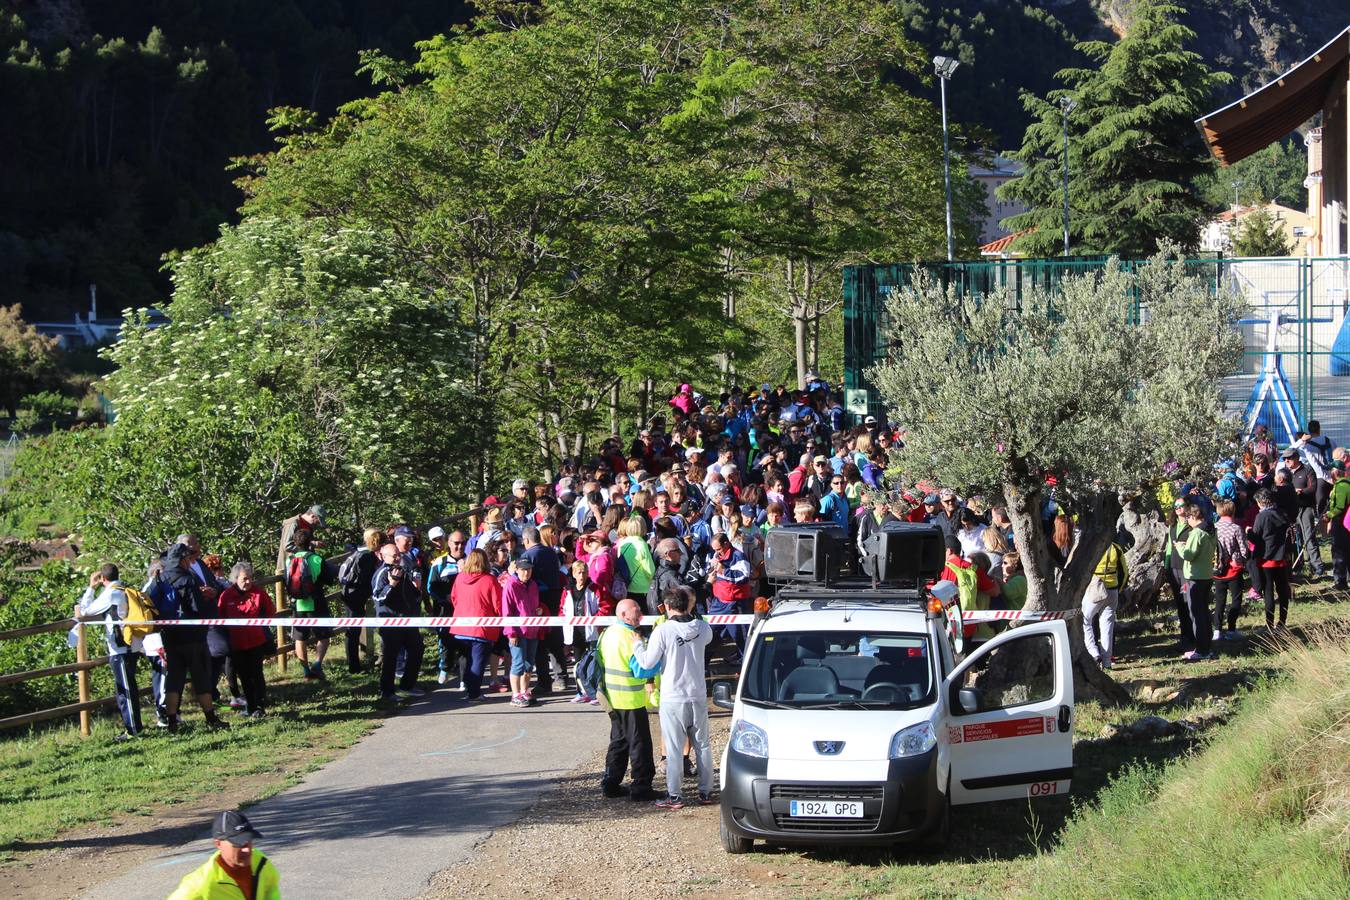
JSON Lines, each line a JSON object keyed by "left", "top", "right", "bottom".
{"left": 712, "top": 681, "right": 735, "bottom": 710}
{"left": 957, "top": 687, "right": 983, "bottom": 715}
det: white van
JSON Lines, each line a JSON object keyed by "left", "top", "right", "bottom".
{"left": 712, "top": 588, "right": 1074, "bottom": 852}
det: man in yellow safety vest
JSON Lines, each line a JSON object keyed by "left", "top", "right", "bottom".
{"left": 597, "top": 598, "right": 659, "bottom": 801}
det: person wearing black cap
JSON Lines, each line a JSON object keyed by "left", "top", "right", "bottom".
{"left": 169, "top": 810, "right": 279, "bottom": 899}
{"left": 1283, "top": 447, "right": 1325, "bottom": 579}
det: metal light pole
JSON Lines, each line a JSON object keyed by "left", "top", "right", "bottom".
{"left": 1059, "top": 95, "right": 1075, "bottom": 257}
{"left": 934, "top": 55, "right": 960, "bottom": 262}
{"left": 1231, "top": 179, "right": 1242, "bottom": 210}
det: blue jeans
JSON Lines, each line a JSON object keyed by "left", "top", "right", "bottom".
{"left": 109, "top": 652, "right": 142, "bottom": 734}
{"left": 509, "top": 638, "right": 538, "bottom": 675}
{"left": 458, "top": 637, "right": 493, "bottom": 698}
{"left": 708, "top": 597, "right": 746, "bottom": 654}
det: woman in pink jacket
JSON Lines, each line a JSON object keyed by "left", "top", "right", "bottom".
{"left": 577, "top": 531, "right": 617, "bottom": 616}
{"left": 450, "top": 550, "right": 504, "bottom": 701}
{"left": 502, "top": 558, "right": 544, "bottom": 707}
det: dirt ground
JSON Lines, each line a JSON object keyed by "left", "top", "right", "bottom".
{"left": 422, "top": 710, "right": 844, "bottom": 900}
{"left": 4, "top": 774, "right": 281, "bottom": 900}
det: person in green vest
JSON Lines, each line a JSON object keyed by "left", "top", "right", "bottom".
{"left": 1083, "top": 541, "right": 1128, "bottom": 670}
{"left": 597, "top": 598, "right": 659, "bottom": 802}
{"left": 288, "top": 529, "right": 331, "bottom": 680}
{"left": 169, "top": 810, "right": 280, "bottom": 899}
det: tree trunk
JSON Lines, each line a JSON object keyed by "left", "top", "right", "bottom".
{"left": 793, "top": 311, "right": 809, "bottom": 391}
{"left": 1003, "top": 478, "right": 1132, "bottom": 705}
{"left": 1118, "top": 492, "right": 1167, "bottom": 617}
{"left": 609, "top": 379, "right": 620, "bottom": 437}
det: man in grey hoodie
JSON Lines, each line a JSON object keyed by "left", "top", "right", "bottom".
{"left": 635, "top": 586, "right": 713, "bottom": 809}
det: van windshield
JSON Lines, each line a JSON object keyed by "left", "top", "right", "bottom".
{"left": 742, "top": 631, "right": 934, "bottom": 709}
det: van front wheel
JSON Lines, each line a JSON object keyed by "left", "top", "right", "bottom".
{"left": 720, "top": 817, "right": 753, "bottom": 854}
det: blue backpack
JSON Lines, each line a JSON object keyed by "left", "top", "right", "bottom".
{"left": 575, "top": 646, "right": 601, "bottom": 698}
{"left": 150, "top": 578, "right": 181, "bottom": 619}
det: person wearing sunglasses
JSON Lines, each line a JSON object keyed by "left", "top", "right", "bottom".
{"left": 818, "top": 475, "right": 850, "bottom": 532}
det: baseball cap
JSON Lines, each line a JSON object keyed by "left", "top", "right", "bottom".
{"left": 1281, "top": 447, "right": 1299, "bottom": 459}
{"left": 512, "top": 556, "right": 534, "bottom": 570}
{"left": 1333, "top": 460, "right": 1347, "bottom": 474}
{"left": 393, "top": 525, "right": 415, "bottom": 539}
{"left": 512, "top": 478, "right": 528, "bottom": 491}
{"left": 668, "top": 463, "right": 685, "bottom": 474}
{"left": 483, "top": 495, "right": 505, "bottom": 507}
{"left": 813, "top": 455, "right": 828, "bottom": 464}
{"left": 213, "top": 811, "right": 262, "bottom": 847}
{"left": 427, "top": 526, "right": 446, "bottom": 541}
{"left": 923, "top": 493, "right": 939, "bottom": 505}
{"left": 864, "top": 415, "right": 877, "bottom": 425}
{"left": 686, "top": 447, "right": 704, "bottom": 459}
{"left": 680, "top": 383, "right": 691, "bottom": 392}
{"left": 939, "top": 487, "right": 956, "bottom": 500}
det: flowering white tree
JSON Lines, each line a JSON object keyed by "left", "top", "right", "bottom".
{"left": 869, "top": 248, "right": 1244, "bottom": 698}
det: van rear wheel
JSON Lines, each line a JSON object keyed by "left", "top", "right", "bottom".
{"left": 720, "top": 817, "right": 753, "bottom": 854}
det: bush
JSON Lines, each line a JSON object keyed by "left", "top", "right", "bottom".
{"left": 0, "top": 547, "right": 112, "bottom": 719}
{"left": 20, "top": 390, "right": 77, "bottom": 419}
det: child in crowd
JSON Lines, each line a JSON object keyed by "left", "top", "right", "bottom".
{"left": 502, "top": 558, "right": 543, "bottom": 707}
{"left": 563, "top": 560, "right": 601, "bottom": 705}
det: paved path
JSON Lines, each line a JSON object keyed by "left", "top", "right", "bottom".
{"left": 81, "top": 690, "right": 603, "bottom": 899}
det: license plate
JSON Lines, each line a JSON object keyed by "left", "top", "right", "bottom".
{"left": 788, "top": 799, "right": 864, "bottom": 818}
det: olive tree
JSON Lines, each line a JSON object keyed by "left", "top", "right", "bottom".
{"left": 868, "top": 248, "right": 1244, "bottom": 699}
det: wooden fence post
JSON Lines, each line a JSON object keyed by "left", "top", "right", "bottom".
{"left": 75, "top": 621, "right": 91, "bottom": 737}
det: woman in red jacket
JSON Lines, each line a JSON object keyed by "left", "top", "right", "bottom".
{"left": 217, "top": 562, "right": 275, "bottom": 717}
{"left": 450, "top": 549, "right": 504, "bottom": 701}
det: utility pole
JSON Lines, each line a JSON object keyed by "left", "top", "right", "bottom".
{"left": 934, "top": 55, "right": 960, "bottom": 262}
{"left": 1059, "top": 95, "right": 1076, "bottom": 257}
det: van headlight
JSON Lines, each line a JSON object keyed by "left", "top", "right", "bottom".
{"left": 889, "top": 722, "right": 936, "bottom": 759}
{"left": 730, "top": 719, "right": 769, "bottom": 758}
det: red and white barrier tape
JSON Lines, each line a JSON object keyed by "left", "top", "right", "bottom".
{"left": 100, "top": 609, "right": 1076, "bottom": 628}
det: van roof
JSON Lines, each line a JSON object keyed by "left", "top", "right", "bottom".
{"left": 760, "top": 595, "right": 931, "bottom": 635}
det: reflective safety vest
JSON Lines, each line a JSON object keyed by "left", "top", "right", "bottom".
{"left": 169, "top": 850, "right": 281, "bottom": 900}
{"left": 598, "top": 624, "right": 647, "bottom": 710}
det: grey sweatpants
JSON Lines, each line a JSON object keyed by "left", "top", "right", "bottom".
{"left": 659, "top": 699, "right": 713, "bottom": 799}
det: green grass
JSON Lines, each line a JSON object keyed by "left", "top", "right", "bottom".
{"left": 1025, "top": 626, "right": 1350, "bottom": 899}
{"left": 0, "top": 664, "right": 388, "bottom": 857}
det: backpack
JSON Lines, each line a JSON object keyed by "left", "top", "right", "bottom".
{"left": 574, "top": 646, "right": 601, "bottom": 699}
{"left": 287, "top": 552, "right": 316, "bottom": 607}
{"left": 336, "top": 548, "right": 369, "bottom": 598}
{"left": 151, "top": 577, "right": 181, "bottom": 619}
{"left": 611, "top": 549, "right": 631, "bottom": 599}
{"left": 121, "top": 586, "right": 157, "bottom": 646}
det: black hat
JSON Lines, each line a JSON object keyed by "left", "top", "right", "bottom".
{"left": 1280, "top": 447, "right": 1299, "bottom": 460}
{"left": 213, "top": 810, "right": 262, "bottom": 846}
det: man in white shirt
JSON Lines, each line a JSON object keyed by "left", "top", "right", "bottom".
{"left": 635, "top": 586, "right": 714, "bottom": 809}
{"left": 77, "top": 564, "right": 141, "bottom": 740}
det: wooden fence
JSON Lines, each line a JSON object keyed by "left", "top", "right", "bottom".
{"left": 0, "top": 507, "right": 483, "bottom": 736}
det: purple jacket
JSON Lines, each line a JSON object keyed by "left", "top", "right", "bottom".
{"left": 502, "top": 574, "right": 542, "bottom": 640}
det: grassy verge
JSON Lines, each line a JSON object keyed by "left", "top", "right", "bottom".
{"left": 0, "top": 664, "right": 388, "bottom": 857}
{"left": 1026, "top": 625, "right": 1350, "bottom": 898}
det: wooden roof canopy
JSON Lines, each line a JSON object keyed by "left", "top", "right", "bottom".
{"left": 1196, "top": 26, "right": 1350, "bottom": 166}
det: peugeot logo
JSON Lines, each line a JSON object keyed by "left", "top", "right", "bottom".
{"left": 814, "top": 741, "right": 845, "bottom": 755}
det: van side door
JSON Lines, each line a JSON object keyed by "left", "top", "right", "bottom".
{"left": 942, "top": 619, "right": 1073, "bottom": 804}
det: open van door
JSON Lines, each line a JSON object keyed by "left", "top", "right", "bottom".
{"left": 943, "top": 619, "right": 1074, "bottom": 805}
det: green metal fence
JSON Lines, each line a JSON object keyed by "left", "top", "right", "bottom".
{"left": 844, "top": 256, "right": 1350, "bottom": 440}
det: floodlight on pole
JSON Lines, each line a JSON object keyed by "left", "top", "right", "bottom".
{"left": 934, "top": 56, "right": 960, "bottom": 262}
{"left": 1059, "top": 95, "right": 1076, "bottom": 257}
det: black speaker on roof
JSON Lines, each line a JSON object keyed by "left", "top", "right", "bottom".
{"left": 861, "top": 522, "right": 945, "bottom": 585}
{"left": 764, "top": 523, "right": 848, "bottom": 583}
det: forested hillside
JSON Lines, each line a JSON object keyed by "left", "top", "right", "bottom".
{"left": 0, "top": 0, "right": 1331, "bottom": 319}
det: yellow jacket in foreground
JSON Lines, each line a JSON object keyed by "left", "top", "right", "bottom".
{"left": 169, "top": 850, "right": 281, "bottom": 900}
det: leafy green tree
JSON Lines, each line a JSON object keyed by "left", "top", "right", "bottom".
{"left": 1194, "top": 138, "right": 1308, "bottom": 213}
{"left": 867, "top": 247, "right": 1244, "bottom": 697}
{"left": 0, "top": 304, "right": 63, "bottom": 418}
{"left": 75, "top": 217, "right": 479, "bottom": 563}
{"left": 999, "top": 0, "right": 1231, "bottom": 256}
{"left": 1231, "top": 208, "right": 1292, "bottom": 257}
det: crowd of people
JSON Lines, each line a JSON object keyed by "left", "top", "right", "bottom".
{"left": 76, "top": 380, "right": 1344, "bottom": 807}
